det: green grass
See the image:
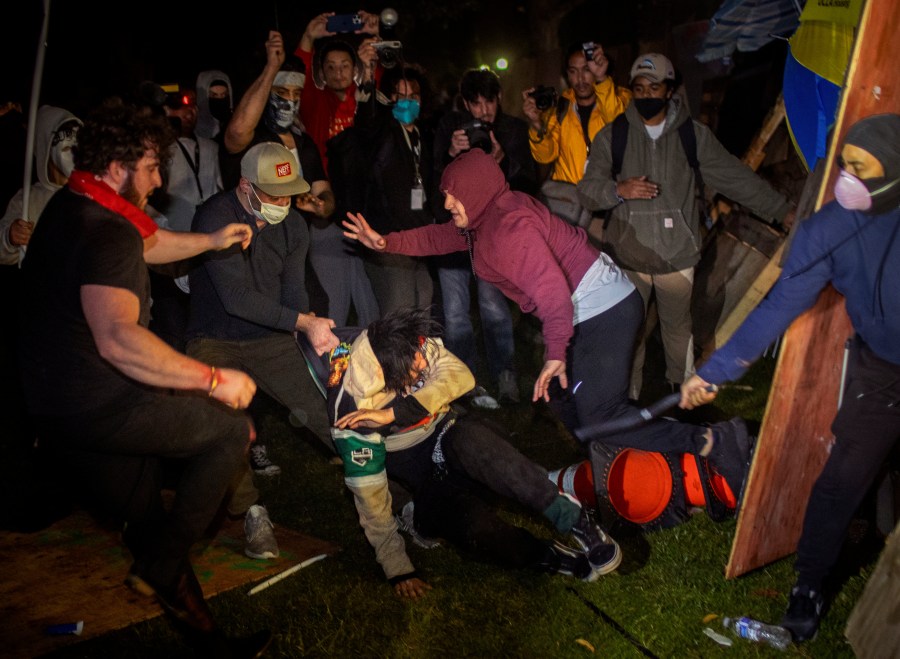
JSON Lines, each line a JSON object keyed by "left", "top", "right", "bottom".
{"left": 44, "top": 334, "right": 874, "bottom": 658}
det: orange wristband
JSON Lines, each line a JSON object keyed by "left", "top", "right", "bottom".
{"left": 208, "top": 366, "right": 219, "bottom": 397}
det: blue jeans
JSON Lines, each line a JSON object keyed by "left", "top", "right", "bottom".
{"left": 437, "top": 265, "right": 514, "bottom": 381}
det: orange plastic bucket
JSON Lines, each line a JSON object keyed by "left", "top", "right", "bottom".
{"left": 606, "top": 449, "right": 673, "bottom": 525}
{"left": 680, "top": 454, "right": 737, "bottom": 509}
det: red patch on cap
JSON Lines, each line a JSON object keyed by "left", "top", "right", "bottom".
{"left": 275, "top": 161, "right": 292, "bottom": 178}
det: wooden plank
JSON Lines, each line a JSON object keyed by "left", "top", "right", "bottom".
{"left": 845, "top": 521, "right": 900, "bottom": 657}
{"left": 0, "top": 509, "right": 340, "bottom": 658}
{"left": 726, "top": 0, "right": 900, "bottom": 579}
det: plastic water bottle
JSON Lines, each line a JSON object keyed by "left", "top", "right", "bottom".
{"left": 723, "top": 616, "right": 792, "bottom": 650}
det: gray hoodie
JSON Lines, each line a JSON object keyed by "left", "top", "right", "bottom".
{"left": 0, "top": 105, "right": 81, "bottom": 265}
{"left": 577, "top": 95, "right": 791, "bottom": 274}
{"left": 195, "top": 69, "right": 233, "bottom": 140}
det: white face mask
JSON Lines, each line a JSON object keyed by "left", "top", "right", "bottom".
{"left": 50, "top": 134, "right": 78, "bottom": 178}
{"left": 247, "top": 185, "right": 290, "bottom": 225}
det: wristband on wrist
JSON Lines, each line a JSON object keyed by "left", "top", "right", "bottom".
{"left": 208, "top": 366, "right": 219, "bottom": 397}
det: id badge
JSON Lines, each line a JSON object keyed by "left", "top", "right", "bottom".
{"left": 410, "top": 185, "right": 424, "bottom": 210}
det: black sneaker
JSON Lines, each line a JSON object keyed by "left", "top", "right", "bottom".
{"left": 707, "top": 417, "right": 753, "bottom": 503}
{"left": 536, "top": 540, "right": 593, "bottom": 580}
{"left": 781, "top": 584, "right": 825, "bottom": 642}
{"left": 570, "top": 509, "right": 622, "bottom": 581}
{"left": 249, "top": 444, "right": 281, "bottom": 477}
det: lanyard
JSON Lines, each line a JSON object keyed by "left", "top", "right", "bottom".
{"left": 399, "top": 125, "right": 423, "bottom": 186}
{"left": 175, "top": 137, "right": 203, "bottom": 198}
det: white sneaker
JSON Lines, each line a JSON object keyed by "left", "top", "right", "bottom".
{"left": 249, "top": 444, "right": 281, "bottom": 477}
{"left": 244, "top": 505, "right": 280, "bottom": 560}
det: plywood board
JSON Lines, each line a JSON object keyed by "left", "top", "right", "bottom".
{"left": 0, "top": 510, "right": 340, "bottom": 658}
{"left": 726, "top": 0, "right": 900, "bottom": 578}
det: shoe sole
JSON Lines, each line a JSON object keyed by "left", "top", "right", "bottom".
{"left": 124, "top": 572, "right": 156, "bottom": 597}
{"left": 252, "top": 467, "right": 282, "bottom": 476}
{"left": 245, "top": 549, "right": 280, "bottom": 560}
{"left": 583, "top": 542, "right": 622, "bottom": 582}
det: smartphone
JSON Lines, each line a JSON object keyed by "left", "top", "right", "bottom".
{"left": 582, "top": 41, "right": 596, "bottom": 60}
{"left": 326, "top": 13, "right": 363, "bottom": 33}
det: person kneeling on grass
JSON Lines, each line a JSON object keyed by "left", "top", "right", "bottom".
{"left": 304, "top": 307, "right": 621, "bottom": 598}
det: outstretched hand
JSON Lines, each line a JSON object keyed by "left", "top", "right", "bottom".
{"left": 343, "top": 212, "right": 386, "bottom": 251}
{"left": 211, "top": 223, "right": 253, "bottom": 251}
{"left": 393, "top": 577, "right": 432, "bottom": 600}
{"left": 533, "top": 359, "right": 567, "bottom": 403}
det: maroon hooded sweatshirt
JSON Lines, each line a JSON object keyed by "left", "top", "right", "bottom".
{"left": 383, "top": 149, "right": 600, "bottom": 362}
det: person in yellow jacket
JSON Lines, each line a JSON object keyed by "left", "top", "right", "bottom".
{"left": 523, "top": 42, "right": 631, "bottom": 185}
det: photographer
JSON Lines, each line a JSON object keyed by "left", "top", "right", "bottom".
{"left": 523, "top": 41, "right": 630, "bottom": 187}
{"left": 431, "top": 68, "right": 537, "bottom": 407}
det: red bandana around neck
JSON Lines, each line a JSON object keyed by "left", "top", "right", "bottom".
{"left": 67, "top": 170, "right": 159, "bottom": 239}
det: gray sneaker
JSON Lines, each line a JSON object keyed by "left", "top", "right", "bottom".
{"left": 469, "top": 385, "right": 500, "bottom": 410}
{"left": 244, "top": 504, "right": 280, "bottom": 560}
{"left": 249, "top": 444, "right": 281, "bottom": 477}
{"left": 395, "top": 501, "right": 441, "bottom": 549}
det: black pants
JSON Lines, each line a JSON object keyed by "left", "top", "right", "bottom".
{"left": 796, "top": 336, "right": 900, "bottom": 588}
{"left": 385, "top": 415, "right": 558, "bottom": 570}
{"left": 553, "top": 289, "right": 704, "bottom": 454}
{"left": 35, "top": 387, "right": 250, "bottom": 588}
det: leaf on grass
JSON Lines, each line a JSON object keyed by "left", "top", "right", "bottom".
{"left": 702, "top": 613, "right": 718, "bottom": 623}
{"left": 575, "top": 638, "right": 595, "bottom": 652}
{"left": 703, "top": 627, "right": 733, "bottom": 647}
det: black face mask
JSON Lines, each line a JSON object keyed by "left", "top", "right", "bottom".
{"left": 633, "top": 97, "right": 667, "bottom": 120}
{"left": 864, "top": 176, "right": 900, "bottom": 215}
{"left": 208, "top": 98, "right": 231, "bottom": 123}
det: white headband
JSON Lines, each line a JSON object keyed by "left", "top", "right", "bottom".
{"left": 274, "top": 71, "right": 305, "bottom": 88}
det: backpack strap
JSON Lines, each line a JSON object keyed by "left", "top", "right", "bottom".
{"left": 609, "top": 113, "right": 629, "bottom": 180}
{"left": 677, "top": 118, "right": 703, "bottom": 190}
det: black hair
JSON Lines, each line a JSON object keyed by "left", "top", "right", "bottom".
{"left": 367, "top": 307, "right": 442, "bottom": 392}
{"left": 459, "top": 68, "right": 501, "bottom": 104}
{"left": 73, "top": 96, "right": 175, "bottom": 175}
{"left": 281, "top": 54, "right": 306, "bottom": 76}
{"left": 380, "top": 63, "right": 427, "bottom": 98}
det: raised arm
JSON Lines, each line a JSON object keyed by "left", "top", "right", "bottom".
{"left": 223, "top": 31, "right": 285, "bottom": 155}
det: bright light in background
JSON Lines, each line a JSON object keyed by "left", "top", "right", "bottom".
{"left": 495, "top": 57, "right": 508, "bottom": 70}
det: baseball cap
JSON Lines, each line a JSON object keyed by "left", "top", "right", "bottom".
{"left": 629, "top": 53, "right": 675, "bottom": 84}
{"left": 240, "top": 142, "right": 310, "bottom": 196}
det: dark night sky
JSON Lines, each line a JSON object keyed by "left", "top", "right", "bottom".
{"left": 6, "top": 0, "right": 652, "bottom": 117}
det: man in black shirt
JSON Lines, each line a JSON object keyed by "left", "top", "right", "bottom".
{"left": 19, "top": 98, "right": 270, "bottom": 655}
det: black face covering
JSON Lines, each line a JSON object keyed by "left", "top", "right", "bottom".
{"left": 633, "top": 97, "right": 667, "bottom": 120}
{"left": 208, "top": 98, "right": 230, "bottom": 123}
{"left": 862, "top": 176, "right": 900, "bottom": 215}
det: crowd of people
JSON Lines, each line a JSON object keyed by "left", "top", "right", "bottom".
{"left": 2, "top": 8, "right": 897, "bottom": 656}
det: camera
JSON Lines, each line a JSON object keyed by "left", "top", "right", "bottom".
{"left": 528, "top": 85, "right": 558, "bottom": 111}
{"left": 460, "top": 119, "right": 493, "bottom": 154}
{"left": 582, "top": 41, "right": 597, "bottom": 60}
{"left": 373, "top": 40, "right": 403, "bottom": 69}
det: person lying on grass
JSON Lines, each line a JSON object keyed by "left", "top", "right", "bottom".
{"left": 306, "top": 307, "right": 621, "bottom": 599}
